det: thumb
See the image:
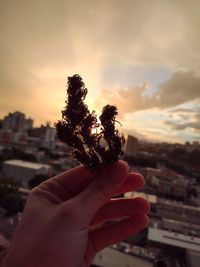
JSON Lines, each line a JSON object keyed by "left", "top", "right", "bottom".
{"left": 77, "top": 160, "right": 128, "bottom": 220}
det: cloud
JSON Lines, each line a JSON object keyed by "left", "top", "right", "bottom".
{"left": 155, "top": 71, "right": 200, "bottom": 108}
{"left": 95, "top": 83, "right": 151, "bottom": 116}
{"left": 164, "top": 106, "right": 200, "bottom": 132}
{"left": 164, "top": 120, "right": 200, "bottom": 132}
{"left": 169, "top": 108, "right": 196, "bottom": 113}
{"left": 97, "top": 71, "right": 200, "bottom": 115}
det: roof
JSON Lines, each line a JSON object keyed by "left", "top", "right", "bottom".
{"left": 19, "top": 187, "right": 31, "bottom": 194}
{"left": 3, "top": 160, "right": 50, "bottom": 170}
{"left": 93, "top": 247, "right": 154, "bottom": 267}
{"left": 158, "top": 198, "right": 200, "bottom": 212}
{"left": 148, "top": 227, "right": 200, "bottom": 251}
{"left": 125, "top": 192, "right": 157, "bottom": 204}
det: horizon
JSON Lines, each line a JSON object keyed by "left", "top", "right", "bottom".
{"left": 1, "top": 1, "right": 200, "bottom": 144}
{"left": 1, "top": 109, "right": 199, "bottom": 146}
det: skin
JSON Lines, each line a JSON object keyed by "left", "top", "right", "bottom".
{"left": 2, "top": 160, "right": 150, "bottom": 267}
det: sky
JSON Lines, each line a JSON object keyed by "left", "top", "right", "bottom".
{"left": 0, "top": 0, "right": 200, "bottom": 143}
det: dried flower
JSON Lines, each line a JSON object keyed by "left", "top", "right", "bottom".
{"left": 55, "top": 74, "right": 125, "bottom": 169}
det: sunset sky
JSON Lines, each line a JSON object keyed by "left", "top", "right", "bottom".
{"left": 0, "top": 0, "right": 200, "bottom": 143}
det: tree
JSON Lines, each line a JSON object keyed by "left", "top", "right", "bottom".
{"left": 28, "top": 174, "right": 48, "bottom": 189}
{"left": 0, "top": 177, "right": 25, "bottom": 216}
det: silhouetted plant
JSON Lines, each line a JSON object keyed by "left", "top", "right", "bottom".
{"left": 55, "top": 74, "right": 125, "bottom": 169}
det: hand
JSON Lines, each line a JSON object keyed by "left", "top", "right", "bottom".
{"left": 2, "top": 160, "right": 150, "bottom": 267}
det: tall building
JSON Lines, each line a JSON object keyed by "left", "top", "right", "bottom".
{"left": 2, "top": 112, "right": 33, "bottom": 133}
{"left": 125, "top": 135, "right": 138, "bottom": 156}
{"left": 24, "top": 118, "right": 33, "bottom": 130}
{"left": 44, "top": 126, "right": 56, "bottom": 149}
{"left": 44, "top": 126, "right": 56, "bottom": 143}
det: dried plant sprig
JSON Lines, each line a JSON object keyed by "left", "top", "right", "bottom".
{"left": 99, "top": 105, "right": 125, "bottom": 165}
{"left": 55, "top": 74, "right": 125, "bottom": 169}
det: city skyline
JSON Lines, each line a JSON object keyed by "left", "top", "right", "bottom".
{"left": 1, "top": 110, "right": 200, "bottom": 145}
{"left": 1, "top": 1, "right": 200, "bottom": 143}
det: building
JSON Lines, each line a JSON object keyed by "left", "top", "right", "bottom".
{"left": 125, "top": 135, "right": 138, "bottom": 157}
{"left": 0, "top": 131, "right": 13, "bottom": 143}
{"left": 24, "top": 118, "right": 33, "bottom": 131}
{"left": 2, "top": 112, "right": 33, "bottom": 133}
{"left": 157, "top": 198, "right": 200, "bottom": 225}
{"left": 28, "top": 123, "right": 56, "bottom": 149}
{"left": 18, "top": 187, "right": 31, "bottom": 200}
{"left": 144, "top": 167, "right": 189, "bottom": 200}
{"left": 148, "top": 227, "right": 200, "bottom": 252}
{"left": 125, "top": 190, "right": 200, "bottom": 239}
{"left": 125, "top": 191, "right": 157, "bottom": 205}
{"left": 43, "top": 125, "right": 56, "bottom": 149}
{"left": 93, "top": 247, "right": 154, "bottom": 267}
{"left": 185, "top": 249, "right": 200, "bottom": 267}
{"left": 2, "top": 160, "right": 52, "bottom": 187}
{"left": 162, "top": 218, "right": 200, "bottom": 237}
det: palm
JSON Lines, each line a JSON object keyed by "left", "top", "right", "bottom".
{"left": 6, "top": 161, "right": 149, "bottom": 267}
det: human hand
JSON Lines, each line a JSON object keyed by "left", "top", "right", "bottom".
{"left": 2, "top": 160, "right": 150, "bottom": 267}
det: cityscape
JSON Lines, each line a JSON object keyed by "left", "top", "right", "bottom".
{"left": 0, "top": 111, "right": 199, "bottom": 267}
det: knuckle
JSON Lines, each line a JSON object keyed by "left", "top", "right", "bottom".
{"left": 91, "top": 181, "right": 112, "bottom": 200}
{"left": 29, "top": 186, "right": 40, "bottom": 196}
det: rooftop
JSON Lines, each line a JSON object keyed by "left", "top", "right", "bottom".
{"left": 125, "top": 192, "right": 157, "bottom": 204}
{"left": 158, "top": 198, "right": 200, "bottom": 212}
{"left": 148, "top": 227, "right": 200, "bottom": 251}
{"left": 3, "top": 160, "right": 50, "bottom": 170}
{"left": 93, "top": 247, "right": 154, "bottom": 267}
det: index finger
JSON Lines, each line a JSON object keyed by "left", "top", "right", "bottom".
{"left": 51, "top": 165, "right": 98, "bottom": 196}
{"left": 51, "top": 160, "right": 128, "bottom": 198}
{"left": 40, "top": 161, "right": 143, "bottom": 201}
{"left": 41, "top": 161, "right": 126, "bottom": 201}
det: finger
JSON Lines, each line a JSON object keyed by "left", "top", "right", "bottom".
{"left": 39, "top": 165, "right": 99, "bottom": 200}
{"left": 52, "top": 165, "right": 97, "bottom": 188}
{"left": 76, "top": 160, "right": 128, "bottom": 220}
{"left": 91, "top": 197, "right": 150, "bottom": 225}
{"left": 113, "top": 172, "right": 144, "bottom": 196}
{"left": 86, "top": 214, "right": 149, "bottom": 263}
{"left": 39, "top": 162, "right": 143, "bottom": 202}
